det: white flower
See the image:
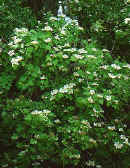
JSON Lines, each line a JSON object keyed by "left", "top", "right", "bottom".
{"left": 73, "top": 72, "right": 80, "bottom": 77}
{"left": 51, "top": 89, "right": 58, "bottom": 96}
{"left": 59, "top": 88, "right": 68, "bottom": 93}
{"left": 31, "top": 41, "right": 39, "bottom": 45}
{"left": 94, "top": 122, "right": 102, "bottom": 127}
{"left": 78, "top": 26, "right": 84, "bottom": 30}
{"left": 78, "top": 78, "right": 84, "bottom": 82}
{"left": 49, "top": 17, "right": 57, "bottom": 21}
{"left": 90, "top": 90, "right": 95, "bottom": 95}
{"left": 111, "top": 64, "right": 121, "bottom": 70}
{"left": 89, "top": 138, "right": 96, "bottom": 144}
{"left": 11, "top": 56, "right": 23, "bottom": 66}
{"left": 40, "top": 75, "right": 46, "bottom": 80}
{"left": 108, "top": 73, "right": 117, "bottom": 78}
{"left": 14, "top": 38, "right": 22, "bottom": 44}
{"left": 43, "top": 26, "right": 53, "bottom": 31}
{"left": 114, "top": 142, "right": 123, "bottom": 149}
{"left": 8, "top": 42, "right": 13, "bottom": 46}
{"left": 120, "top": 135, "right": 126, "bottom": 140}
{"left": 108, "top": 126, "right": 115, "bottom": 130}
{"left": 74, "top": 0, "right": 79, "bottom": 3}
{"left": 102, "top": 49, "right": 109, "bottom": 52}
{"left": 8, "top": 50, "right": 15, "bottom": 56}
{"left": 119, "top": 128, "right": 123, "bottom": 132}
{"left": 78, "top": 48, "right": 87, "bottom": 54}
{"left": 86, "top": 160, "right": 95, "bottom": 167}
{"left": 43, "top": 109, "right": 51, "bottom": 115}
{"left": 106, "top": 96, "right": 111, "bottom": 101}
{"left": 64, "top": 43, "right": 70, "bottom": 47}
{"left": 114, "top": 100, "right": 119, "bottom": 104}
{"left": 86, "top": 71, "right": 91, "bottom": 74}
{"left": 124, "top": 18, "right": 130, "bottom": 24}
{"left": 91, "top": 83, "right": 99, "bottom": 86}
{"left": 54, "top": 47, "right": 59, "bottom": 51}
{"left": 15, "top": 28, "right": 28, "bottom": 33}
{"left": 123, "top": 75, "right": 129, "bottom": 80}
{"left": 31, "top": 110, "right": 43, "bottom": 115}
{"left": 54, "top": 119, "right": 61, "bottom": 123}
{"left": 63, "top": 54, "right": 69, "bottom": 58}
{"left": 96, "top": 165, "right": 102, "bottom": 168}
{"left": 97, "top": 94, "right": 103, "bottom": 98}
{"left": 92, "top": 48, "right": 97, "bottom": 51}
{"left": 100, "top": 65, "right": 108, "bottom": 69}
{"left": 87, "top": 55, "right": 96, "bottom": 59}
{"left": 123, "top": 64, "right": 130, "bottom": 69}
{"left": 74, "top": 54, "right": 84, "bottom": 59}
{"left": 44, "top": 38, "right": 52, "bottom": 43}
{"left": 88, "top": 97, "right": 94, "bottom": 103}
{"left": 64, "top": 48, "right": 76, "bottom": 52}
{"left": 61, "top": 30, "right": 66, "bottom": 35}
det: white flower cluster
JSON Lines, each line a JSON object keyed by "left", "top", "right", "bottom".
{"left": 89, "top": 138, "right": 97, "bottom": 144}
{"left": 59, "top": 83, "right": 76, "bottom": 93}
{"left": 31, "top": 41, "right": 39, "bottom": 45}
{"left": 31, "top": 109, "right": 51, "bottom": 115}
{"left": 15, "top": 28, "right": 28, "bottom": 34}
{"left": 50, "top": 83, "right": 76, "bottom": 100}
{"left": 74, "top": 0, "right": 79, "bottom": 3}
{"left": 78, "top": 48, "right": 87, "bottom": 54}
{"left": 87, "top": 55, "right": 96, "bottom": 59}
{"left": 12, "top": 36, "right": 22, "bottom": 44}
{"left": 43, "top": 26, "right": 53, "bottom": 31}
{"left": 108, "top": 73, "right": 122, "bottom": 79}
{"left": 40, "top": 75, "right": 46, "bottom": 80}
{"left": 86, "top": 160, "right": 95, "bottom": 167}
{"left": 44, "top": 38, "right": 52, "bottom": 43}
{"left": 120, "top": 135, "right": 130, "bottom": 145}
{"left": 108, "top": 126, "right": 116, "bottom": 131}
{"left": 74, "top": 54, "right": 84, "bottom": 59}
{"left": 92, "top": 108, "right": 104, "bottom": 117}
{"left": 49, "top": 16, "right": 58, "bottom": 21}
{"left": 63, "top": 54, "right": 69, "bottom": 59}
{"left": 102, "top": 49, "right": 109, "bottom": 52}
{"left": 88, "top": 97, "right": 94, "bottom": 103}
{"left": 94, "top": 122, "right": 102, "bottom": 127}
{"left": 105, "top": 95, "right": 111, "bottom": 101}
{"left": 100, "top": 65, "right": 109, "bottom": 69}
{"left": 124, "top": 18, "right": 130, "bottom": 24}
{"left": 90, "top": 90, "right": 95, "bottom": 95}
{"left": 111, "top": 64, "right": 121, "bottom": 70}
{"left": 114, "top": 141, "right": 123, "bottom": 149}
{"left": 11, "top": 56, "right": 23, "bottom": 66}
{"left": 8, "top": 50, "right": 15, "bottom": 56}
{"left": 64, "top": 48, "right": 77, "bottom": 52}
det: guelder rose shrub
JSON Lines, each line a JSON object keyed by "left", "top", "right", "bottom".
{"left": 0, "top": 15, "right": 130, "bottom": 168}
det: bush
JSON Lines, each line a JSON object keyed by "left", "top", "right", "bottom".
{"left": 0, "top": 0, "right": 37, "bottom": 40}
{"left": 0, "top": 14, "right": 130, "bottom": 168}
{"left": 67, "top": 0, "right": 130, "bottom": 61}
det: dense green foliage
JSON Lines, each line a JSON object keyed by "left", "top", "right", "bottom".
{"left": 0, "top": 0, "right": 130, "bottom": 168}
{"left": 67, "top": 0, "right": 130, "bottom": 61}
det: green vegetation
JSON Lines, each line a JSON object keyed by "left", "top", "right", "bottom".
{"left": 0, "top": 0, "right": 130, "bottom": 168}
